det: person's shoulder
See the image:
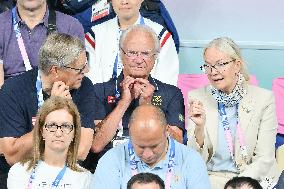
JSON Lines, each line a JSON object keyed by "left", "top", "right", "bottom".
{"left": 99, "top": 142, "right": 127, "bottom": 163}
{"left": 0, "top": 9, "right": 12, "bottom": 21}
{"left": 175, "top": 141, "right": 205, "bottom": 163}
{"left": 248, "top": 84, "right": 272, "bottom": 96}
{"left": 55, "top": 10, "right": 80, "bottom": 23}
{"left": 9, "top": 161, "right": 29, "bottom": 175}
{"left": 144, "top": 17, "right": 164, "bottom": 33}
{"left": 90, "top": 17, "right": 116, "bottom": 32}
{"left": 154, "top": 78, "right": 180, "bottom": 92}
{"left": 1, "top": 70, "right": 36, "bottom": 94}
{"left": 93, "top": 78, "right": 115, "bottom": 94}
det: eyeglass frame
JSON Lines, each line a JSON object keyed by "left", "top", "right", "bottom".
{"left": 200, "top": 59, "right": 236, "bottom": 74}
{"left": 120, "top": 47, "right": 156, "bottom": 60}
{"left": 44, "top": 123, "right": 74, "bottom": 135}
{"left": 63, "top": 61, "right": 88, "bottom": 74}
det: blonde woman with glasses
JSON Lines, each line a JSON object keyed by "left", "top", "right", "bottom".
{"left": 7, "top": 96, "right": 92, "bottom": 188}
{"left": 187, "top": 37, "right": 280, "bottom": 189}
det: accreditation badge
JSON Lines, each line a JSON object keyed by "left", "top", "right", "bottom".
{"left": 112, "top": 136, "right": 129, "bottom": 148}
{"left": 91, "top": 0, "right": 110, "bottom": 22}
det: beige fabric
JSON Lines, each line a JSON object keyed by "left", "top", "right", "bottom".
{"left": 277, "top": 145, "right": 284, "bottom": 171}
{"left": 187, "top": 84, "right": 281, "bottom": 184}
{"left": 209, "top": 171, "right": 238, "bottom": 189}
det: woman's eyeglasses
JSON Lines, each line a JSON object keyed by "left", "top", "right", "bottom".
{"left": 44, "top": 123, "right": 74, "bottom": 134}
{"left": 200, "top": 59, "right": 235, "bottom": 74}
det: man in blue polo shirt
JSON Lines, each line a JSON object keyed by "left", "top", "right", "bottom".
{"left": 0, "top": 33, "right": 95, "bottom": 188}
{"left": 83, "top": 24, "right": 184, "bottom": 172}
{"left": 0, "top": 0, "right": 85, "bottom": 87}
{"left": 92, "top": 104, "right": 211, "bottom": 189}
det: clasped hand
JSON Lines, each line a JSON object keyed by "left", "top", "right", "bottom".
{"left": 120, "top": 76, "right": 154, "bottom": 105}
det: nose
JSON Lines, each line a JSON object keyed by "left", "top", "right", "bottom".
{"left": 54, "top": 127, "right": 64, "bottom": 137}
{"left": 142, "top": 148, "right": 154, "bottom": 159}
{"left": 132, "top": 54, "right": 145, "bottom": 64}
{"left": 83, "top": 63, "right": 90, "bottom": 74}
{"left": 209, "top": 65, "right": 218, "bottom": 75}
{"left": 121, "top": 0, "right": 128, "bottom": 4}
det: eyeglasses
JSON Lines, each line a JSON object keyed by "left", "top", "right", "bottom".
{"left": 44, "top": 123, "right": 74, "bottom": 134}
{"left": 200, "top": 59, "right": 235, "bottom": 74}
{"left": 120, "top": 48, "right": 156, "bottom": 60}
{"left": 63, "top": 61, "right": 88, "bottom": 74}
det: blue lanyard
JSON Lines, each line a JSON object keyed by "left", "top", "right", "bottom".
{"left": 36, "top": 70, "right": 44, "bottom": 109}
{"left": 27, "top": 163, "right": 67, "bottom": 188}
{"left": 128, "top": 138, "right": 175, "bottom": 188}
{"left": 113, "top": 16, "right": 145, "bottom": 99}
{"left": 52, "top": 166, "right": 67, "bottom": 187}
{"left": 12, "top": 7, "right": 32, "bottom": 71}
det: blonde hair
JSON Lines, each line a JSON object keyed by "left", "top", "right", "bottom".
{"left": 22, "top": 96, "right": 83, "bottom": 172}
{"left": 204, "top": 37, "right": 250, "bottom": 81}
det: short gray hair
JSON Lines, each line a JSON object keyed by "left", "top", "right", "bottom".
{"left": 119, "top": 25, "right": 160, "bottom": 54}
{"left": 38, "top": 33, "right": 85, "bottom": 74}
{"left": 204, "top": 37, "right": 249, "bottom": 81}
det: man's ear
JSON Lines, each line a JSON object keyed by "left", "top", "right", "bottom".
{"left": 49, "top": 65, "right": 59, "bottom": 78}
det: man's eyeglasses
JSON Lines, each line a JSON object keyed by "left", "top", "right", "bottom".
{"left": 200, "top": 59, "right": 235, "bottom": 74}
{"left": 63, "top": 61, "right": 88, "bottom": 74}
{"left": 120, "top": 48, "right": 156, "bottom": 60}
{"left": 44, "top": 123, "right": 74, "bottom": 134}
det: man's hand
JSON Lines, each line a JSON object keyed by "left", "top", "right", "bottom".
{"left": 50, "top": 81, "right": 72, "bottom": 99}
{"left": 133, "top": 78, "right": 155, "bottom": 105}
{"left": 120, "top": 76, "right": 136, "bottom": 104}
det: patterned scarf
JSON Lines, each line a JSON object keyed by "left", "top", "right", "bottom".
{"left": 211, "top": 73, "right": 247, "bottom": 107}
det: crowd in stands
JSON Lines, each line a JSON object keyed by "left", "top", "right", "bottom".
{"left": 0, "top": 0, "right": 283, "bottom": 189}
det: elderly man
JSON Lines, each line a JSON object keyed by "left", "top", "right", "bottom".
{"left": 0, "top": 0, "right": 84, "bottom": 87}
{"left": 91, "top": 104, "right": 210, "bottom": 189}
{"left": 83, "top": 25, "right": 184, "bottom": 172}
{"left": 85, "top": 0, "right": 179, "bottom": 86}
{"left": 0, "top": 33, "right": 95, "bottom": 188}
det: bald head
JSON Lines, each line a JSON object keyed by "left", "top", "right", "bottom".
{"left": 129, "top": 104, "right": 167, "bottom": 132}
{"left": 128, "top": 105, "right": 168, "bottom": 166}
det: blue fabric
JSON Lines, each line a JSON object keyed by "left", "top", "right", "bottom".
{"left": 276, "top": 133, "right": 284, "bottom": 149}
{"left": 207, "top": 106, "right": 239, "bottom": 173}
{"left": 91, "top": 139, "right": 211, "bottom": 189}
{"left": 93, "top": 74, "right": 185, "bottom": 137}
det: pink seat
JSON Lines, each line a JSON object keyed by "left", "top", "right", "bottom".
{"left": 177, "top": 74, "right": 258, "bottom": 129}
{"left": 272, "top": 77, "right": 284, "bottom": 135}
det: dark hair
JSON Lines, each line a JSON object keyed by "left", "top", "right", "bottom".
{"left": 127, "top": 173, "right": 165, "bottom": 189}
{"left": 224, "top": 177, "right": 263, "bottom": 189}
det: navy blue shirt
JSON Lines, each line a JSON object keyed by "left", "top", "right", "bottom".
{"left": 81, "top": 74, "right": 185, "bottom": 172}
{"left": 94, "top": 74, "right": 185, "bottom": 136}
{"left": 0, "top": 69, "right": 96, "bottom": 138}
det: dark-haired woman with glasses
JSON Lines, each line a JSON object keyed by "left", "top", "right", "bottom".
{"left": 187, "top": 37, "right": 280, "bottom": 189}
{"left": 7, "top": 96, "right": 92, "bottom": 188}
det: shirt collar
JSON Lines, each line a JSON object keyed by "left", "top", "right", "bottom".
{"left": 116, "top": 14, "right": 142, "bottom": 30}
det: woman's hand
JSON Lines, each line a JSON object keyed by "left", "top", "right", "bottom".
{"left": 189, "top": 99, "right": 206, "bottom": 147}
{"left": 189, "top": 99, "right": 206, "bottom": 128}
